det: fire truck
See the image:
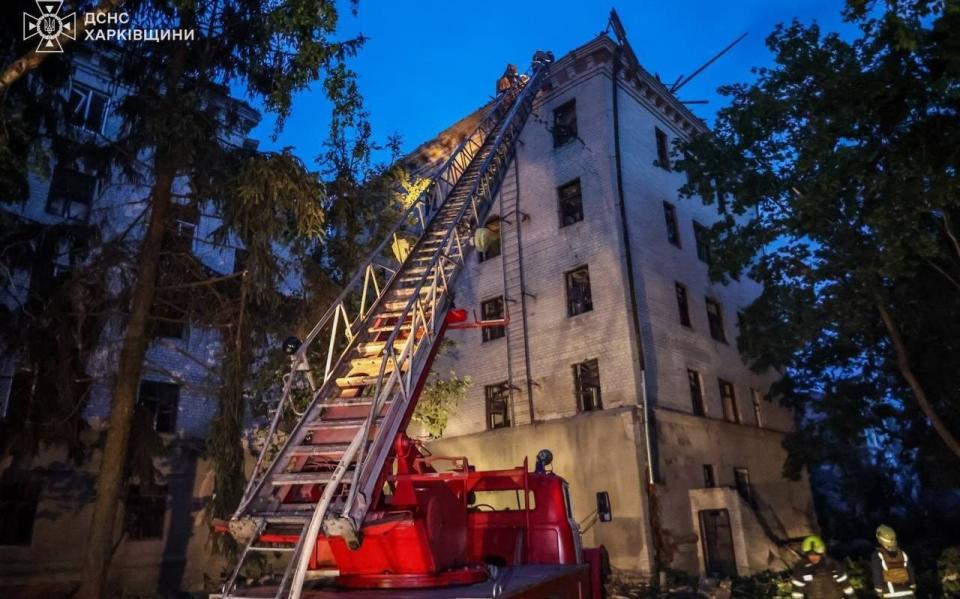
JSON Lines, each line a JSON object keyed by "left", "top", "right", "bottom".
{"left": 216, "top": 50, "right": 611, "bottom": 599}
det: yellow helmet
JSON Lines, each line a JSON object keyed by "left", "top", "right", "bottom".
{"left": 876, "top": 524, "right": 898, "bottom": 551}
{"left": 801, "top": 535, "right": 826, "bottom": 554}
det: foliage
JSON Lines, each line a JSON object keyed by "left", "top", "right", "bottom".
{"left": 939, "top": 546, "right": 960, "bottom": 597}
{"left": 731, "top": 569, "right": 793, "bottom": 599}
{"left": 412, "top": 371, "right": 470, "bottom": 438}
{"left": 675, "top": 0, "right": 960, "bottom": 525}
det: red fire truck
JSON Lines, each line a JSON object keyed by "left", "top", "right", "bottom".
{"left": 216, "top": 49, "right": 612, "bottom": 599}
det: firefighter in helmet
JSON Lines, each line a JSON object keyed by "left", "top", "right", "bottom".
{"left": 496, "top": 64, "right": 520, "bottom": 95}
{"left": 871, "top": 525, "right": 917, "bottom": 598}
{"left": 790, "top": 535, "right": 855, "bottom": 599}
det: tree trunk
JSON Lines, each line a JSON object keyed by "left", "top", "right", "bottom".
{"left": 76, "top": 165, "right": 174, "bottom": 599}
{"left": 877, "top": 302, "right": 960, "bottom": 460}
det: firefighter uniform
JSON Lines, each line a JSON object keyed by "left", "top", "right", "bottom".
{"left": 871, "top": 548, "right": 917, "bottom": 598}
{"left": 791, "top": 556, "right": 855, "bottom": 599}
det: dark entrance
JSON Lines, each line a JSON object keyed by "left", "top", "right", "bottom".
{"left": 699, "top": 509, "right": 737, "bottom": 578}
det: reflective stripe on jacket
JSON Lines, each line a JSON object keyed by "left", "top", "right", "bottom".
{"left": 871, "top": 548, "right": 917, "bottom": 598}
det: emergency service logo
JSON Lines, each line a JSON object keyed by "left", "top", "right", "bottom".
{"left": 23, "top": 0, "right": 76, "bottom": 53}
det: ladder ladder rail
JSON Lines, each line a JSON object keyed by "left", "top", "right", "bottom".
{"left": 233, "top": 90, "right": 518, "bottom": 518}
{"left": 343, "top": 63, "right": 552, "bottom": 524}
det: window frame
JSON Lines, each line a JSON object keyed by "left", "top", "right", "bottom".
{"left": 705, "top": 297, "right": 727, "bottom": 343}
{"left": 564, "top": 265, "right": 593, "bottom": 317}
{"left": 480, "top": 296, "right": 506, "bottom": 343}
{"left": 0, "top": 472, "right": 41, "bottom": 546}
{"left": 485, "top": 382, "right": 511, "bottom": 430}
{"left": 477, "top": 216, "right": 502, "bottom": 263}
{"left": 687, "top": 369, "right": 706, "bottom": 417}
{"left": 572, "top": 358, "right": 602, "bottom": 412}
{"left": 137, "top": 380, "right": 180, "bottom": 434}
{"left": 553, "top": 99, "right": 578, "bottom": 147}
{"left": 655, "top": 127, "right": 670, "bottom": 170}
{"left": 124, "top": 484, "right": 168, "bottom": 541}
{"left": 733, "top": 468, "right": 754, "bottom": 506}
{"left": 675, "top": 282, "right": 692, "bottom": 328}
{"left": 45, "top": 164, "right": 96, "bottom": 222}
{"left": 702, "top": 464, "right": 716, "bottom": 489}
{"left": 693, "top": 221, "right": 711, "bottom": 264}
{"left": 751, "top": 388, "right": 764, "bottom": 428}
{"left": 557, "top": 178, "right": 584, "bottom": 227}
{"left": 68, "top": 82, "right": 109, "bottom": 134}
{"left": 718, "top": 379, "right": 739, "bottom": 424}
{"left": 663, "top": 201, "right": 681, "bottom": 247}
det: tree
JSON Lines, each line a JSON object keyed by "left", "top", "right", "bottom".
{"left": 1, "top": 1, "right": 369, "bottom": 596}
{"left": 412, "top": 371, "right": 471, "bottom": 439}
{"left": 676, "top": 0, "right": 960, "bottom": 474}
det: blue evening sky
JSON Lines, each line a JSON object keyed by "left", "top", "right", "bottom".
{"left": 248, "top": 1, "right": 858, "bottom": 167}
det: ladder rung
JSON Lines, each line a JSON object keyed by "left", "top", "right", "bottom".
{"left": 271, "top": 471, "right": 354, "bottom": 486}
{"left": 287, "top": 443, "right": 350, "bottom": 456}
{"left": 366, "top": 323, "right": 414, "bottom": 334}
{"left": 248, "top": 545, "right": 296, "bottom": 552}
{"left": 337, "top": 374, "right": 388, "bottom": 387}
{"left": 305, "top": 417, "right": 371, "bottom": 429}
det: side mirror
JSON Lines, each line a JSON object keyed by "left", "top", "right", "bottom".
{"left": 596, "top": 491, "right": 612, "bottom": 522}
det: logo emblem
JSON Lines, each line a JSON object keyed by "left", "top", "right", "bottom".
{"left": 23, "top": 0, "right": 76, "bottom": 53}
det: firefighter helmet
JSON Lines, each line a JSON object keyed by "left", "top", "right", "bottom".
{"left": 876, "top": 524, "right": 898, "bottom": 551}
{"left": 801, "top": 535, "right": 826, "bottom": 554}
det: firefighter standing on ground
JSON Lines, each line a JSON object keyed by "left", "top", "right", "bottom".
{"left": 791, "top": 535, "right": 855, "bottom": 599}
{"left": 871, "top": 525, "right": 917, "bottom": 598}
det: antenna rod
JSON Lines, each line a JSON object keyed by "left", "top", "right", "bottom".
{"left": 671, "top": 32, "right": 748, "bottom": 93}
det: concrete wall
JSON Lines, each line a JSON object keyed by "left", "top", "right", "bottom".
{"left": 428, "top": 406, "right": 654, "bottom": 574}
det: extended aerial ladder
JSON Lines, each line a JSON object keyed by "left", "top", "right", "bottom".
{"left": 221, "top": 52, "right": 554, "bottom": 599}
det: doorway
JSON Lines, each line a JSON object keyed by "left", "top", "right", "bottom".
{"left": 699, "top": 509, "right": 736, "bottom": 578}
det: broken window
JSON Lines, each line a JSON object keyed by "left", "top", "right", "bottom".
{"left": 0, "top": 471, "right": 41, "bottom": 546}
{"left": 693, "top": 221, "right": 711, "bottom": 264}
{"left": 688, "top": 369, "right": 705, "bottom": 416}
{"left": 675, "top": 282, "right": 691, "bottom": 327}
{"left": 719, "top": 379, "right": 739, "bottom": 423}
{"left": 702, "top": 464, "right": 716, "bottom": 488}
{"left": 46, "top": 164, "right": 95, "bottom": 221}
{"left": 553, "top": 99, "right": 577, "bottom": 147}
{"left": 481, "top": 296, "right": 506, "bottom": 342}
{"left": 751, "top": 388, "right": 764, "bottom": 428}
{"left": 477, "top": 216, "right": 501, "bottom": 263}
{"left": 124, "top": 484, "right": 167, "bottom": 540}
{"left": 573, "top": 358, "right": 602, "bottom": 412}
{"left": 705, "top": 298, "right": 726, "bottom": 343}
{"left": 68, "top": 83, "right": 108, "bottom": 134}
{"left": 558, "top": 178, "right": 583, "bottom": 227}
{"left": 138, "top": 380, "right": 179, "bottom": 434}
{"left": 734, "top": 468, "right": 754, "bottom": 506}
{"left": 655, "top": 127, "right": 670, "bottom": 170}
{"left": 663, "top": 201, "right": 681, "bottom": 247}
{"left": 485, "top": 382, "right": 511, "bottom": 430}
{"left": 565, "top": 265, "right": 592, "bottom": 316}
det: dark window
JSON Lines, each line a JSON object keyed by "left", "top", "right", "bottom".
{"left": 705, "top": 298, "right": 727, "bottom": 343}
{"left": 715, "top": 180, "right": 727, "bottom": 214}
{"left": 481, "top": 297, "right": 506, "bottom": 342}
{"left": 138, "top": 380, "right": 179, "bottom": 433}
{"left": 733, "top": 468, "right": 753, "bottom": 506}
{"left": 558, "top": 179, "right": 583, "bottom": 227}
{"left": 719, "top": 379, "right": 739, "bottom": 423}
{"left": 46, "top": 165, "right": 95, "bottom": 221}
{"left": 675, "top": 282, "right": 691, "bottom": 327}
{"left": 2, "top": 369, "right": 35, "bottom": 425}
{"left": 0, "top": 472, "right": 41, "bottom": 546}
{"left": 68, "top": 83, "right": 108, "bottom": 133}
{"left": 751, "top": 388, "right": 763, "bottom": 428}
{"left": 124, "top": 484, "right": 167, "bottom": 540}
{"left": 477, "top": 217, "right": 501, "bottom": 262}
{"left": 688, "top": 369, "right": 705, "bottom": 416}
{"left": 702, "top": 464, "right": 716, "bottom": 488}
{"left": 693, "top": 221, "right": 711, "bottom": 264}
{"left": 165, "top": 201, "right": 199, "bottom": 256}
{"left": 655, "top": 127, "right": 670, "bottom": 170}
{"left": 485, "top": 382, "right": 511, "bottom": 430}
{"left": 573, "top": 358, "right": 602, "bottom": 412}
{"left": 565, "top": 266, "right": 593, "bottom": 317}
{"left": 553, "top": 99, "right": 577, "bottom": 147}
{"left": 663, "top": 201, "right": 680, "bottom": 247}
{"left": 151, "top": 293, "right": 189, "bottom": 339}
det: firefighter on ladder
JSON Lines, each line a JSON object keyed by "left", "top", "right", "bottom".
{"left": 496, "top": 64, "right": 520, "bottom": 95}
{"left": 871, "top": 525, "right": 917, "bottom": 598}
{"left": 790, "top": 535, "right": 855, "bottom": 599}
